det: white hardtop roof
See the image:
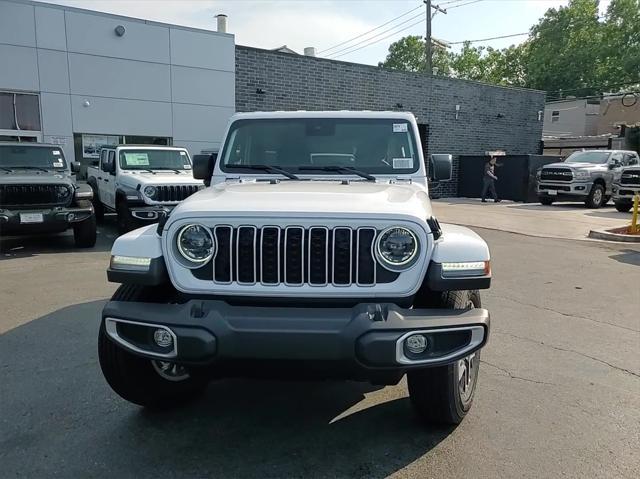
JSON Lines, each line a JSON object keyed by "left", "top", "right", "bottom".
{"left": 230, "top": 111, "right": 417, "bottom": 121}
{"left": 103, "top": 145, "right": 188, "bottom": 150}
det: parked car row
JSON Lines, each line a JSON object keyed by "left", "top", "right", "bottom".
{"left": 536, "top": 149, "right": 640, "bottom": 209}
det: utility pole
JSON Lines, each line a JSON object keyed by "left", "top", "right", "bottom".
{"left": 424, "top": 1, "right": 447, "bottom": 75}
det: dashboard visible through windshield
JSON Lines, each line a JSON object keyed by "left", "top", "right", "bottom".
{"left": 220, "top": 118, "right": 420, "bottom": 175}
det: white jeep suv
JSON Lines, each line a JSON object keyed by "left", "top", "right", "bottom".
{"left": 98, "top": 112, "right": 492, "bottom": 425}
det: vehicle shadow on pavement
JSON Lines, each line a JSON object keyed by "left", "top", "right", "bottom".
{"left": 609, "top": 249, "right": 640, "bottom": 266}
{"left": 0, "top": 300, "right": 454, "bottom": 478}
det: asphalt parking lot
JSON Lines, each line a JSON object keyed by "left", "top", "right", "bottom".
{"left": 1, "top": 211, "right": 639, "bottom": 478}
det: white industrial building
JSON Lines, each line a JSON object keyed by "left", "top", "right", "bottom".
{"left": 0, "top": 0, "right": 235, "bottom": 170}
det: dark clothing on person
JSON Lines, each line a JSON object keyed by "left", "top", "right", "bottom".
{"left": 481, "top": 162, "right": 499, "bottom": 201}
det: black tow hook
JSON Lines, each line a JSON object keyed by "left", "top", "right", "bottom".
{"left": 191, "top": 301, "right": 206, "bottom": 319}
{"left": 367, "top": 304, "right": 388, "bottom": 322}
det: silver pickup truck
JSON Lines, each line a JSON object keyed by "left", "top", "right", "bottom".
{"left": 612, "top": 166, "right": 640, "bottom": 212}
{"left": 537, "top": 150, "right": 639, "bottom": 208}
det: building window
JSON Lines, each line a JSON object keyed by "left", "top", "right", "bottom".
{"left": 0, "top": 91, "right": 41, "bottom": 132}
{"left": 551, "top": 110, "right": 560, "bottom": 123}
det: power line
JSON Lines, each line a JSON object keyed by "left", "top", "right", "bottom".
{"left": 330, "top": 17, "right": 427, "bottom": 59}
{"left": 326, "top": 12, "right": 426, "bottom": 58}
{"left": 448, "top": 32, "right": 528, "bottom": 44}
{"left": 317, "top": 4, "right": 423, "bottom": 54}
{"left": 446, "top": 0, "right": 485, "bottom": 9}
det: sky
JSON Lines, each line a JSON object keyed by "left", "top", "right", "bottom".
{"left": 38, "top": 0, "right": 612, "bottom": 65}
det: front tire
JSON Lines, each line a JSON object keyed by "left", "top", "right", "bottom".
{"left": 73, "top": 215, "right": 97, "bottom": 248}
{"left": 116, "top": 200, "right": 137, "bottom": 234}
{"left": 585, "top": 184, "right": 605, "bottom": 208}
{"left": 407, "top": 290, "right": 482, "bottom": 425}
{"left": 89, "top": 183, "right": 104, "bottom": 221}
{"left": 539, "top": 196, "right": 553, "bottom": 206}
{"left": 615, "top": 201, "right": 632, "bottom": 213}
{"left": 98, "top": 284, "right": 207, "bottom": 408}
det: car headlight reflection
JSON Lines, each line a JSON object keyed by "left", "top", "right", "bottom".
{"left": 176, "top": 224, "right": 215, "bottom": 265}
{"left": 375, "top": 226, "right": 419, "bottom": 270}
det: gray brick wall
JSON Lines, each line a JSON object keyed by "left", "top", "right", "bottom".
{"left": 235, "top": 46, "right": 545, "bottom": 197}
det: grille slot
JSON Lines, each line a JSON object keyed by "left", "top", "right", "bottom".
{"left": 621, "top": 172, "right": 640, "bottom": 185}
{"left": 156, "top": 185, "right": 199, "bottom": 202}
{"left": 206, "top": 225, "right": 394, "bottom": 287}
{"left": 0, "top": 184, "right": 69, "bottom": 207}
{"left": 540, "top": 168, "right": 573, "bottom": 182}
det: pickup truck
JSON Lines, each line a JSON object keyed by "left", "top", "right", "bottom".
{"left": 98, "top": 111, "right": 492, "bottom": 426}
{"left": 0, "top": 142, "right": 96, "bottom": 247}
{"left": 612, "top": 165, "right": 640, "bottom": 212}
{"left": 87, "top": 146, "right": 203, "bottom": 233}
{"left": 536, "top": 150, "right": 639, "bottom": 208}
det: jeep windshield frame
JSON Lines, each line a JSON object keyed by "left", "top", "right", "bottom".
{"left": 118, "top": 148, "right": 192, "bottom": 171}
{"left": 0, "top": 145, "right": 67, "bottom": 170}
{"left": 218, "top": 118, "right": 421, "bottom": 177}
{"left": 565, "top": 151, "right": 611, "bottom": 164}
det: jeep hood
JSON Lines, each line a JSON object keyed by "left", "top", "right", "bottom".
{"left": 125, "top": 171, "right": 201, "bottom": 186}
{"left": 172, "top": 181, "right": 432, "bottom": 220}
{"left": 0, "top": 170, "right": 73, "bottom": 185}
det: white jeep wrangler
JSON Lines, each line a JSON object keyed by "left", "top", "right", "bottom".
{"left": 87, "top": 145, "right": 203, "bottom": 232}
{"left": 99, "top": 112, "right": 492, "bottom": 425}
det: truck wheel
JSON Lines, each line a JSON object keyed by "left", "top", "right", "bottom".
{"left": 539, "top": 196, "right": 553, "bottom": 206}
{"left": 615, "top": 201, "right": 632, "bottom": 213}
{"left": 98, "top": 284, "right": 207, "bottom": 408}
{"left": 73, "top": 215, "right": 97, "bottom": 248}
{"left": 89, "top": 184, "right": 104, "bottom": 221}
{"left": 116, "top": 200, "right": 136, "bottom": 234}
{"left": 407, "top": 290, "right": 482, "bottom": 425}
{"left": 585, "top": 184, "right": 605, "bottom": 208}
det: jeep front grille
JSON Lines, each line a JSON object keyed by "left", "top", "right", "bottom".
{"left": 620, "top": 172, "right": 640, "bottom": 185}
{"left": 0, "top": 184, "right": 70, "bottom": 207}
{"left": 207, "top": 225, "right": 389, "bottom": 286}
{"left": 540, "top": 168, "right": 573, "bottom": 182}
{"left": 156, "top": 185, "right": 200, "bottom": 202}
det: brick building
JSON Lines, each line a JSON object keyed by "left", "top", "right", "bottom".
{"left": 236, "top": 46, "right": 545, "bottom": 196}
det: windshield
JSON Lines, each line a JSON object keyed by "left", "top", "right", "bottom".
{"left": 565, "top": 151, "right": 610, "bottom": 164}
{"left": 220, "top": 118, "right": 419, "bottom": 175}
{"left": 0, "top": 145, "right": 66, "bottom": 169}
{"left": 118, "top": 149, "right": 191, "bottom": 170}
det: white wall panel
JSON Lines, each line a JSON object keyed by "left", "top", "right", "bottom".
{"left": 0, "top": 1, "right": 35, "bottom": 47}
{"left": 171, "top": 66, "right": 234, "bottom": 107}
{"left": 35, "top": 6, "right": 67, "bottom": 51}
{"left": 170, "top": 28, "right": 234, "bottom": 72}
{"left": 40, "top": 92, "right": 72, "bottom": 136}
{"left": 68, "top": 53, "right": 170, "bottom": 101}
{"left": 173, "top": 139, "right": 221, "bottom": 157}
{"left": 172, "top": 103, "right": 233, "bottom": 143}
{"left": 0, "top": 44, "right": 39, "bottom": 91}
{"left": 37, "top": 49, "right": 69, "bottom": 94}
{"left": 65, "top": 11, "right": 169, "bottom": 63}
{"left": 71, "top": 95, "right": 172, "bottom": 136}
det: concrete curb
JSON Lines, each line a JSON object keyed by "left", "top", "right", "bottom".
{"left": 588, "top": 229, "right": 640, "bottom": 243}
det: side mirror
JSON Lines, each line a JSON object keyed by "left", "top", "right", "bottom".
{"left": 430, "top": 154, "right": 453, "bottom": 181}
{"left": 608, "top": 161, "right": 620, "bottom": 170}
{"left": 70, "top": 161, "right": 81, "bottom": 174}
{"left": 193, "top": 153, "right": 217, "bottom": 185}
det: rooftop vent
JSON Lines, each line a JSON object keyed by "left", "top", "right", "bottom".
{"left": 215, "top": 14, "right": 227, "bottom": 33}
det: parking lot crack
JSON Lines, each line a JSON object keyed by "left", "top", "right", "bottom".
{"left": 494, "top": 331, "right": 640, "bottom": 379}
{"left": 481, "top": 360, "right": 556, "bottom": 385}
{"left": 491, "top": 294, "right": 640, "bottom": 333}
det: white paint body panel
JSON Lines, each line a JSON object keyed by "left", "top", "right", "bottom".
{"left": 431, "top": 224, "right": 491, "bottom": 263}
{"left": 111, "top": 224, "right": 163, "bottom": 258}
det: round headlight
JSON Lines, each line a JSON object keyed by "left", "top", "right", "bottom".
{"left": 55, "top": 185, "right": 70, "bottom": 199}
{"left": 375, "top": 226, "right": 418, "bottom": 269}
{"left": 143, "top": 185, "right": 157, "bottom": 198}
{"left": 177, "top": 224, "right": 215, "bottom": 264}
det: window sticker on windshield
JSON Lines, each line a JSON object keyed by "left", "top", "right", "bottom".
{"left": 393, "top": 123, "right": 408, "bottom": 133}
{"left": 124, "top": 152, "right": 150, "bottom": 166}
{"left": 393, "top": 158, "right": 414, "bottom": 169}
{"left": 180, "top": 151, "right": 186, "bottom": 155}
{"left": 53, "top": 160, "right": 64, "bottom": 167}
{"left": 53, "top": 150, "right": 61, "bottom": 155}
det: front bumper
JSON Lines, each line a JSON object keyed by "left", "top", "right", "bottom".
{"left": 102, "top": 299, "right": 490, "bottom": 381}
{"left": 0, "top": 204, "right": 93, "bottom": 235}
{"left": 537, "top": 181, "right": 592, "bottom": 200}
{"left": 612, "top": 184, "right": 639, "bottom": 202}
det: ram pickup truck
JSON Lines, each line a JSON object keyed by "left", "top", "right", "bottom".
{"left": 98, "top": 111, "right": 492, "bottom": 425}
{"left": 536, "top": 150, "right": 639, "bottom": 208}
{"left": 612, "top": 165, "right": 640, "bottom": 212}
{"left": 87, "top": 145, "right": 203, "bottom": 233}
{"left": 0, "top": 143, "right": 96, "bottom": 247}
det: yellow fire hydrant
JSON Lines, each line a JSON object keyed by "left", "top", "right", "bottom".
{"left": 630, "top": 194, "right": 640, "bottom": 234}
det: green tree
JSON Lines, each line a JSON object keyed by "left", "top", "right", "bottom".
{"left": 379, "top": 35, "right": 453, "bottom": 75}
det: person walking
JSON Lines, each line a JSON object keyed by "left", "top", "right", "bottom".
{"left": 481, "top": 156, "right": 501, "bottom": 203}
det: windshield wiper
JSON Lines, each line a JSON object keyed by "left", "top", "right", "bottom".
{"left": 298, "top": 165, "right": 376, "bottom": 181}
{"left": 226, "top": 164, "right": 300, "bottom": 180}
{"left": 12, "top": 166, "right": 50, "bottom": 172}
{"left": 0, "top": 166, "right": 13, "bottom": 172}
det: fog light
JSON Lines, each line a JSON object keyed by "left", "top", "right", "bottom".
{"left": 406, "top": 334, "right": 428, "bottom": 354}
{"left": 67, "top": 213, "right": 75, "bottom": 221}
{"left": 153, "top": 329, "right": 173, "bottom": 348}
